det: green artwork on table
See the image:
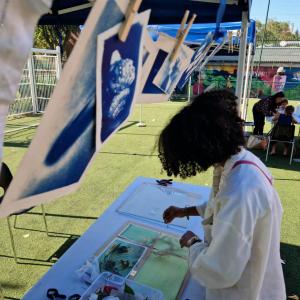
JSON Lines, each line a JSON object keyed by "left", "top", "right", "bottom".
{"left": 120, "top": 223, "right": 160, "bottom": 246}
{"left": 153, "top": 235, "right": 187, "bottom": 259}
{"left": 98, "top": 238, "right": 146, "bottom": 278}
{"left": 119, "top": 224, "right": 188, "bottom": 299}
{"left": 134, "top": 253, "right": 188, "bottom": 300}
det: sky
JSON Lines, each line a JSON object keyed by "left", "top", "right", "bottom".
{"left": 250, "top": 0, "right": 300, "bottom": 31}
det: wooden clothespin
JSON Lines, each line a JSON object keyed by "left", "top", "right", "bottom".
{"left": 118, "top": 0, "right": 143, "bottom": 42}
{"left": 170, "top": 11, "right": 197, "bottom": 63}
{"left": 176, "top": 10, "right": 190, "bottom": 39}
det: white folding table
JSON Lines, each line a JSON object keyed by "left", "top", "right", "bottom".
{"left": 22, "top": 176, "right": 211, "bottom": 300}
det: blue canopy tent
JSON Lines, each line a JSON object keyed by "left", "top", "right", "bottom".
{"left": 148, "top": 20, "right": 256, "bottom": 45}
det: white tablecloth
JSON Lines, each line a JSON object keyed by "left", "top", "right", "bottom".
{"left": 22, "top": 176, "right": 211, "bottom": 300}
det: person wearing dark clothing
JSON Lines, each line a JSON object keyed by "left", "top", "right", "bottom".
{"left": 252, "top": 92, "right": 285, "bottom": 135}
{"left": 270, "top": 105, "right": 298, "bottom": 156}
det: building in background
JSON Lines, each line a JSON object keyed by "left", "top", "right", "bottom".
{"left": 201, "top": 44, "right": 300, "bottom": 99}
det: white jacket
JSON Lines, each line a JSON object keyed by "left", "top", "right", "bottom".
{"left": 190, "top": 148, "right": 286, "bottom": 300}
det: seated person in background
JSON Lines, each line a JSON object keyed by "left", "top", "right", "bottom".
{"left": 276, "top": 98, "right": 288, "bottom": 114}
{"left": 270, "top": 105, "right": 298, "bottom": 156}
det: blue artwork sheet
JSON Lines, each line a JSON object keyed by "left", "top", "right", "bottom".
{"left": 0, "top": 0, "right": 130, "bottom": 217}
{"left": 177, "top": 32, "right": 214, "bottom": 90}
{"left": 152, "top": 34, "right": 194, "bottom": 95}
{"left": 96, "top": 10, "right": 150, "bottom": 149}
{"left": 138, "top": 33, "right": 193, "bottom": 103}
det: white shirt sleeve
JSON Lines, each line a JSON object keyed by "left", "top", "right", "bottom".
{"left": 189, "top": 190, "right": 259, "bottom": 289}
{"left": 196, "top": 201, "right": 207, "bottom": 217}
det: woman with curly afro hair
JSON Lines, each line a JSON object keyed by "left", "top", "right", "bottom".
{"left": 160, "top": 90, "right": 285, "bottom": 300}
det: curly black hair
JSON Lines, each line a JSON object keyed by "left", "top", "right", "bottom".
{"left": 158, "top": 89, "right": 245, "bottom": 178}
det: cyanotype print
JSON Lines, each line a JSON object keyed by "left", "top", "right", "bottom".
{"left": 153, "top": 34, "right": 194, "bottom": 95}
{"left": 177, "top": 33, "right": 214, "bottom": 89}
{"left": 138, "top": 33, "right": 193, "bottom": 103}
{"left": 96, "top": 10, "right": 149, "bottom": 148}
{"left": 0, "top": 0, "right": 130, "bottom": 217}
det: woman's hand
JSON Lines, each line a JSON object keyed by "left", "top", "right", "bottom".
{"left": 163, "top": 206, "right": 185, "bottom": 224}
{"left": 179, "top": 231, "right": 200, "bottom": 248}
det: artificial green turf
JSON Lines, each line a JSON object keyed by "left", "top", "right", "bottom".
{"left": 0, "top": 99, "right": 299, "bottom": 299}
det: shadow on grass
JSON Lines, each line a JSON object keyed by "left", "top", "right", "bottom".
{"left": 25, "top": 211, "right": 97, "bottom": 220}
{"left": 251, "top": 149, "right": 300, "bottom": 172}
{"left": 101, "top": 151, "right": 157, "bottom": 157}
{"left": 48, "top": 235, "right": 79, "bottom": 262}
{"left": 169, "top": 98, "right": 188, "bottom": 102}
{"left": 116, "top": 132, "right": 159, "bottom": 137}
{"left": 0, "top": 235, "right": 79, "bottom": 266}
{"left": 13, "top": 211, "right": 96, "bottom": 237}
{"left": 118, "top": 121, "right": 139, "bottom": 131}
{"left": 1, "top": 281, "right": 24, "bottom": 290}
{"left": 281, "top": 242, "right": 300, "bottom": 295}
{"left": 3, "top": 141, "right": 31, "bottom": 148}
{"left": 0, "top": 255, "right": 53, "bottom": 267}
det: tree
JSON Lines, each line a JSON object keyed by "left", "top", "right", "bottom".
{"left": 256, "top": 19, "right": 299, "bottom": 44}
{"left": 33, "top": 25, "right": 80, "bottom": 60}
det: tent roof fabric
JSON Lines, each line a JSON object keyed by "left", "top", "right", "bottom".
{"left": 39, "top": 0, "right": 251, "bottom": 25}
{"left": 148, "top": 20, "right": 256, "bottom": 44}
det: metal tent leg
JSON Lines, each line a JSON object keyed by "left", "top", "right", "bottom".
{"left": 41, "top": 205, "right": 49, "bottom": 236}
{"left": 290, "top": 141, "right": 295, "bottom": 165}
{"left": 265, "top": 138, "right": 271, "bottom": 162}
{"left": 6, "top": 217, "right": 18, "bottom": 263}
{"left": 13, "top": 214, "right": 18, "bottom": 229}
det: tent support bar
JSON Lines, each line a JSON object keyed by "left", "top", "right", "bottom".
{"left": 57, "top": 3, "right": 93, "bottom": 15}
{"left": 235, "top": 11, "right": 248, "bottom": 115}
{"left": 242, "top": 42, "right": 253, "bottom": 120}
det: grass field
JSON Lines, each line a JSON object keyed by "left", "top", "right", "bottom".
{"left": 0, "top": 99, "right": 300, "bottom": 299}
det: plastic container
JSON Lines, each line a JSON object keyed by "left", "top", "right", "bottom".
{"left": 80, "top": 272, "right": 164, "bottom": 300}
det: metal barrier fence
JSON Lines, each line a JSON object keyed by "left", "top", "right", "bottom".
{"left": 8, "top": 47, "right": 61, "bottom": 116}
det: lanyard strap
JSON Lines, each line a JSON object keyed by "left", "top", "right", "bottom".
{"left": 231, "top": 160, "right": 273, "bottom": 186}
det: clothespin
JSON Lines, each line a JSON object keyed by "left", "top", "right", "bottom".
{"left": 176, "top": 10, "right": 190, "bottom": 39}
{"left": 169, "top": 11, "right": 197, "bottom": 63}
{"left": 118, "top": 0, "right": 143, "bottom": 42}
{"left": 156, "top": 179, "right": 173, "bottom": 186}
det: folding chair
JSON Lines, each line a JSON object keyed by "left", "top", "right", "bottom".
{"left": 0, "top": 162, "right": 49, "bottom": 263}
{"left": 265, "top": 124, "right": 296, "bottom": 165}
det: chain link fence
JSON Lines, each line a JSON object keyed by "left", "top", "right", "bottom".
{"left": 8, "top": 47, "right": 61, "bottom": 117}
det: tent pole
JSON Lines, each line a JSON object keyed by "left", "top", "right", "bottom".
{"left": 244, "top": 54, "right": 255, "bottom": 122}
{"left": 242, "top": 42, "right": 253, "bottom": 120}
{"left": 137, "top": 104, "right": 146, "bottom": 127}
{"left": 235, "top": 11, "right": 248, "bottom": 115}
{"left": 188, "top": 76, "right": 192, "bottom": 101}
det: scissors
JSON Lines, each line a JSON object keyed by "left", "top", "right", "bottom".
{"left": 47, "top": 289, "right": 81, "bottom": 300}
{"left": 156, "top": 178, "right": 173, "bottom": 186}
